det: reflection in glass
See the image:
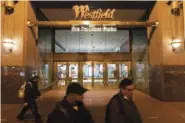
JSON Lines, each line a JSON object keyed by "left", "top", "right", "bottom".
{"left": 136, "top": 63, "right": 145, "bottom": 82}
{"left": 108, "top": 64, "right": 116, "bottom": 78}
{"left": 108, "top": 79, "right": 117, "bottom": 82}
{"left": 94, "top": 80, "right": 103, "bottom": 83}
{"left": 57, "top": 64, "right": 67, "bottom": 79}
{"left": 83, "top": 63, "right": 92, "bottom": 78}
{"left": 69, "top": 64, "right": 78, "bottom": 78}
{"left": 119, "top": 64, "right": 128, "bottom": 78}
{"left": 43, "top": 64, "right": 49, "bottom": 85}
{"left": 94, "top": 64, "right": 103, "bottom": 78}
{"left": 83, "top": 63, "right": 92, "bottom": 83}
{"left": 94, "top": 63, "right": 103, "bottom": 85}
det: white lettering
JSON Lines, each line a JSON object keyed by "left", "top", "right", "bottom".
{"left": 71, "top": 26, "right": 117, "bottom": 32}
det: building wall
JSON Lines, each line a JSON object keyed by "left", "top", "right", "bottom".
{"left": 24, "top": 2, "right": 38, "bottom": 68}
{"left": 161, "top": 3, "right": 185, "bottom": 65}
{"left": 1, "top": 1, "right": 25, "bottom": 66}
{"left": 149, "top": 1, "right": 185, "bottom": 65}
{"left": 148, "top": 1, "right": 185, "bottom": 101}
{"left": 148, "top": 2, "right": 163, "bottom": 66}
{"left": 1, "top": 1, "right": 42, "bottom": 104}
{"left": 1, "top": 1, "right": 27, "bottom": 104}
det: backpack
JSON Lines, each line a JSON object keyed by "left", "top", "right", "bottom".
{"left": 18, "top": 82, "right": 32, "bottom": 99}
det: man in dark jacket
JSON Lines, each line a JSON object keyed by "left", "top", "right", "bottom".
{"left": 47, "top": 83, "right": 94, "bottom": 123}
{"left": 17, "top": 76, "right": 42, "bottom": 122}
{"left": 105, "top": 78, "right": 142, "bottom": 123}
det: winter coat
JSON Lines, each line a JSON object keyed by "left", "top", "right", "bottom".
{"left": 105, "top": 93, "right": 142, "bottom": 123}
{"left": 47, "top": 99, "right": 94, "bottom": 123}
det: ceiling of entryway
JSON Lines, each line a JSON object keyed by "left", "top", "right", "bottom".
{"left": 32, "top": 1, "right": 155, "bottom": 53}
{"left": 55, "top": 30, "right": 130, "bottom": 53}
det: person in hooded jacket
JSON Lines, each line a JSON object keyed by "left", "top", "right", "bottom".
{"left": 17, "top": 76, "right": 42, "bottom": 123}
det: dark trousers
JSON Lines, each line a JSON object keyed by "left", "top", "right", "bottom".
{"left": 18, "top": 100, "right": 41, "bottom": 119}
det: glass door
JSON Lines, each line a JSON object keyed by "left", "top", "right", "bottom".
{"left": 94, "top": 62, "right": 104, "bottom": 86}
{"left": 56, "top": 62, "right": 67, "bottom": 86}
{"left": 119, "top": 61, "right": 131, "bottom": 81}
{"left": 82, "top": 62, "right": 93, "bottom": 87}
{"left": 68, "top": 62, "right": 79, "bottom": 83}
{"left": 107, "top": 63, "right": 118, "bottom": 86}
{"left": 136, "top": 62, "right": 145, "bottom": 82}
{"left": 43, "top": 64, "right": 49, "bottom": 87}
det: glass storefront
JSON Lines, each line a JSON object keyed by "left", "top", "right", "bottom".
{"left": 43, "top": 64, "right": 49, "bottom": 85}
{"left": 107, "top": 63, "right": 117, "bottom": 84}
{"left": 69, "top": 62, "right": 79, "bottom": 82}
{"left": 57, "top": 63, "right": 67, "bottom": 86}
{"left": 119, "top": 63, "right": 129, "bottom": 79}
{"left": 94, "top": 62, "right": 104, "bottom": 85}
{"left": 82, "top": 62, "right": 93, "bottom": 86}
{"left": 55, "top": 61, "right": 131, "bottom": 88}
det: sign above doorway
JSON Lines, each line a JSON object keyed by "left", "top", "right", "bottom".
{"left": 72, "top": 5, "right": 116, "bottom": 20}
{"left": 71, "top": 26, "right": 117, "bottom": 32}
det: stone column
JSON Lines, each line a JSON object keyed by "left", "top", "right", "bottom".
{"left": 1, "top": 1, "right": 38, "bottom": 103}
{"left": 148, "top": 1, "right": 185, "bottom": 101}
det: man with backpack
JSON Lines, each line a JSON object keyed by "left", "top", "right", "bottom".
{"left": 47, "top": 83, "right": 94, "bottom": 123}
{"left": 17, "top": 76, "right": 42, "bottom": 123}
{"left": 105, "top": 78, "right": 142, "bottom": 123}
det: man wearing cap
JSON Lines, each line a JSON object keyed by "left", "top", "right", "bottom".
{"left": 47, "top": 83, "right": 94, "bottom": 123}
{"left": 105, "top": 78, "right": 142, "bottom": 123}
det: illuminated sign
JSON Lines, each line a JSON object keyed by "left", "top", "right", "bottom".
{"left": 72, "top": 5, "right": 116, "bottom": 20}
{"left": 71, "top": 26, "right": 117, "bottom": 32}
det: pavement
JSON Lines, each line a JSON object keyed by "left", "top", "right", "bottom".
{"left": 1, "top": 88, "right": 185, "bottom": 123}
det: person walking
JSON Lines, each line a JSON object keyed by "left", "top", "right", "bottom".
{"left": 105, "top": 78, "right": 142, "bottom": 123}
{"left": 47, "top": 83, "right": 94, "bottom": 123}
{"left": 17, "top": 76, "right": 42, "bottom": 123}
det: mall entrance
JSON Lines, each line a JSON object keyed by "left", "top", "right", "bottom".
{"left": 53, "top": 29, "right": 133, "bottom": 88}
{"left": 54, "top": 61, "right": 131, "bottom": 88}
{"left": 34, "top": 1, "right": 154, "bottom": 89}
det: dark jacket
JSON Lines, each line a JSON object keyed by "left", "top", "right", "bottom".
{"left": 105, "top": 93, "right": 142, "bottom": 123}
{"left": 24, "top": 82, "right": 41, "bottom": 103}
{"left": 47, "top": 98, "right": 94, "bottom": 123}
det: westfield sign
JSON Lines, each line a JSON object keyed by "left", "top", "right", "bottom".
{"left": 72, "top": 5, "right": 116, "bottom": 20}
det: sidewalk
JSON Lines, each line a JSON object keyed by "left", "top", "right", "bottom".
{"left": 1, "top": 89, "right": 185, "bottom": 123}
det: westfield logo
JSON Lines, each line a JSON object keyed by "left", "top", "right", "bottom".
{"left": 72, "top": 5, "right": 116, "bottom": 20}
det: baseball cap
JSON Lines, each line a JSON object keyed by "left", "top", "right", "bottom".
{"left": 66, "top": 83, "right": 88, "bottom": 95}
